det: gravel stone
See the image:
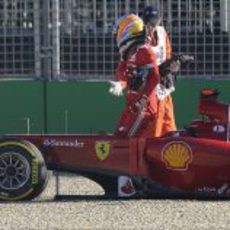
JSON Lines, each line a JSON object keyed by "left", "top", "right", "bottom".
{"left": 0, "top": 173, "right": 230, "bottom": 230}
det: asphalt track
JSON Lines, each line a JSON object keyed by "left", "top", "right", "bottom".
{"left": 0, "top": 173, "right": 230, "bottom": 230}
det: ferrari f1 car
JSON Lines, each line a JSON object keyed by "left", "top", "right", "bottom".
{"left": 0, "top": 86, "right": 229, "bottom": 201}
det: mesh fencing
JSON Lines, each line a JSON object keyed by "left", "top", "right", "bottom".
{"left": 0, "top": 0, "right": 229, "bottom": 80}
{"left": 0, "top": 0, "right": 37, "bottom": 78}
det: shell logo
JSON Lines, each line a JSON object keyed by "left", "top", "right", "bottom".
{"left": 161, "top": 142, "right": 193, "bottom": 170}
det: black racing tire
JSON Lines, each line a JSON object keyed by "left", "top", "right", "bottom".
{"left": 0, "top": 139, "right": 48, "bottom": 201}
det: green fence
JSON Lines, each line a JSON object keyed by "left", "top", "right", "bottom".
{"left": 0, "top": 80, "right": 229, "bottom": 134}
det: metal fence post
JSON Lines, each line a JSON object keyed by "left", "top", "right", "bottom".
{"left": 34, "top": 0, "right": 41, "bottom": 78}
{"left": 41, "top": 0, "right": 52, "bottom": 81}
{"left": 52, "top": 0, "right": 60, "bottom": 80}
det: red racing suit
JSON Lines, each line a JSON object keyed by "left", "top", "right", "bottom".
{"left": 115, "top": 44, "right": 160, "bottom": 138}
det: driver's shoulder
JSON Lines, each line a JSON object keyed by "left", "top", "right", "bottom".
{"left": 136, "top": 44, "right": 157, "bottom": 60}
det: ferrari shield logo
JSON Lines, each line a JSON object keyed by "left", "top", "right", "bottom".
{"left": 95, "top": 141, "right": 110, "bottom": 161}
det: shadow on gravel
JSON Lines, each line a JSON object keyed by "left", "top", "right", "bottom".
{"left": 1, "top": 195, "right": 230, "bottom": 204}
{"left": 4, "top": 194, "right": 229, "bottom": 204}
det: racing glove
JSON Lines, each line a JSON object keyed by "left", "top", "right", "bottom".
{"left": 169, "top": 59, "right": 181, "bottom": 74}
{"left": 156, "top": 83, "right": 175, "bottom": 101}
{"left": 109, "top": 81, "right": 123, "bottom": 97}
{"left": 160, "top": 73, "right": 174, "bottom": 89}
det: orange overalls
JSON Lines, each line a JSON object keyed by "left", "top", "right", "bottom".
{"left": 115, "top": 44, "right": 160, "bottom": 138}
{"left": 149, "top": 26, "right": 177, "bottom": 137}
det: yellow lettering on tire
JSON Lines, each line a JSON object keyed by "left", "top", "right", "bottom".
{"left": 31, "top": 159, "right": 39, "bottom": 185}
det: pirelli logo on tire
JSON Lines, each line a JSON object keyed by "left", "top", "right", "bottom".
{"left": 31, "top": 159, "right": 39, "bottom": 185}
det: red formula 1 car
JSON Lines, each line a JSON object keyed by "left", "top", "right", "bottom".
{"left": 0, "top": 88, "right": 229, "bottom": 201}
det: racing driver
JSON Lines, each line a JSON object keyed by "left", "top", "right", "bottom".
{"left": 109, "top": 14, "right": 160, "bottom": 138}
